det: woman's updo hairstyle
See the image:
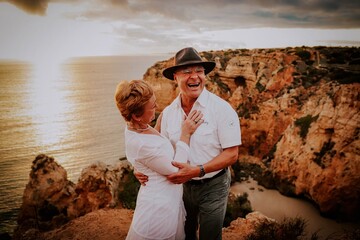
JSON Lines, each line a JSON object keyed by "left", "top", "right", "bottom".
{"left": 115, "top": 80, "right": 154, "bottom": 122}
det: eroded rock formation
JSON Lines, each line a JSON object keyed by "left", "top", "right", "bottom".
{"left": 14, "top": 154, "right": 132, "bottom": 239}
{"left": 143, "top": 46, "right": 360, "bottom": 220}
{"left": 14, "top": 155, "right": 267, "bottom": 240}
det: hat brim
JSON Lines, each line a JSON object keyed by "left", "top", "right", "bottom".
{"left": 162, "top": 61, "right": 216, "bottom": 80}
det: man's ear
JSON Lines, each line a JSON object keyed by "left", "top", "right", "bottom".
{"left": 173, "top": 76, "right": 178, "bottom": 87}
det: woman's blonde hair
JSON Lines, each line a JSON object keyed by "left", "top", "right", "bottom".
{"left": 114, "top": 80, "right": 154, "bottom": 122}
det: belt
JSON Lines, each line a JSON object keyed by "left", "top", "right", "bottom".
{"left": 186, "top": 168, "right": 227, "bottom": 185}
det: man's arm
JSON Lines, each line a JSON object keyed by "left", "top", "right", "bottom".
{"left": 166, "top": 145, "right": 239, "bottom": 184}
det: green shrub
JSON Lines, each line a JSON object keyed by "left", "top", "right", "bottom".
{"left": 295, "top": 115, "right": 319, "bottom": 139}
{"left": 201, "top": 52, "right": 213, "bottom": 61}
{"left": 246, "top": 217, "right": 315, "bottom": 240}
{"left": 118, "top": 170, "right": 140, "bottom": 209}
{"left": 330, "top": 68, "right": 360, "bottom": 84}
{"left": 231, "top": 162, "right": 264, "bottom": 182}
{"left": 224, "top": 192, "right": 253, "bottom": 227}
{"left": 255, "top": 81, "right": 266, "bottom": 92}
{"left": 296, "top": 49, "right": 311, "bottom": 61}
{"left": 237, "top": 103, "right": 260, "bottom": 119}
{"left": 313, "top": 140, "right": 335, "bottom": 168}
{"left": 211, "top": 73, "right": 230, "bottom": 93}
{"left": 263, "top": 143, "right": 277, "bottom": 163}
{"left": 237, "top": 103, "right": 249, "bottom": 119}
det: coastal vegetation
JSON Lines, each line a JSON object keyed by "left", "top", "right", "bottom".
{"left": 294, "top": 114, "right": 319, "bottom": 139}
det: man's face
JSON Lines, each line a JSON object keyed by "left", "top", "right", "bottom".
{"left": 173, "top": 65, "right": 206, "bottom": 99}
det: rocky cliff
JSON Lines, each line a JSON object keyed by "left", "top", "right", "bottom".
{"left": 13, "top": 154, "right": 133, "bottom": 239}
{"left": 143, "top": 46, "right": 360, "bottom": 220}
{"left": 14, "top": 47, "right": 359, "bottom": 239}
{"left": 14, "top": 154, "right": 276, "bottom": 240}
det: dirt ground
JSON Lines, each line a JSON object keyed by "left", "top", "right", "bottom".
{"left": 40, "top": 208, "right": 248, "bottom": 240}
{"left": 43, "top": 208, "right": 133, "bottom": 240}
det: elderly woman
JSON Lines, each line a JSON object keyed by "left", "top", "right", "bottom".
{"left": 115, "top": 80, "right": 203, "bottom": 240}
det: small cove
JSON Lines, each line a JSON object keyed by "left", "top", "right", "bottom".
{"left": 230, "top": 178, "right": 360, "bottom": 239}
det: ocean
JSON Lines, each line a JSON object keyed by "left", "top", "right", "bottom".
{"left": 0, "top": 55, "right": 169, "bottom": 234}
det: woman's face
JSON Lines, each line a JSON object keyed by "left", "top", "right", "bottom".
{"left": 139, "top": 94, "right": 157, "bottom": 124}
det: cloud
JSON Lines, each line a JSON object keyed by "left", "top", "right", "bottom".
{"left": 1, "top": 0, "right": 50, "bottom": 15}
{"left": 0, "top": 0, "right": 359, "bottom": 59}
{"left": 3, "top": 0, "right": 360, "bottom": 28}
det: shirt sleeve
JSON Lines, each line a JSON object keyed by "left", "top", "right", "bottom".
{"left": 217, "top": 102, "right": 242, "bottom": 148}
{"left": 137, "top": 140, "right": 190, "bottom": 176}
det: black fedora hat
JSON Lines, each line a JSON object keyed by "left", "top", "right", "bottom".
{"left": 162, "top": 47, "right": 216, "bottom": 80}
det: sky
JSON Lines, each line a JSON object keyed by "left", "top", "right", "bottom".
{"left": 0, "top": 0, "right": 360, "bottom": 62}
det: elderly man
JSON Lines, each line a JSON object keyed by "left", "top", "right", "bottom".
{"left": 138, "top": 47, "right": 241, "bottom": 240}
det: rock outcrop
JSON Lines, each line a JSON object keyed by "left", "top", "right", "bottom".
{"left": 14, "top": 154, "right": 132, "bottom": 239}
{"left": 13, "top": 155, "right": 276, "bottom": 240}
{"left": 143, "top": 46, "right": 360, "bottom": 220}
{"left": 222, "top": 211, "right": 275, "bottom": 240}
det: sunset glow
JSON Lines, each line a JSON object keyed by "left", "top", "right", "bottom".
{"left": 0, "top": 0, "right": 359, "bottom": 62}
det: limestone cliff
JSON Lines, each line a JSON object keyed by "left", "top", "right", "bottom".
{"left": 14, "top": 154, "right": 132, "bottom": 239}
{"left": 143, "top": 46, "right": 360, "bottom": 220}
{"left": 14, "top": 154, "right": 274, "bottom": 240}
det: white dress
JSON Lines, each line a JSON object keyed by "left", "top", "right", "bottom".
{"left": 124, "top": 127, "right": 188, "bottom": 240}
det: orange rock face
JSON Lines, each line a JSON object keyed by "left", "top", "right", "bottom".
{"left": 143, "top": 46, "right": 360, "bottom": 219}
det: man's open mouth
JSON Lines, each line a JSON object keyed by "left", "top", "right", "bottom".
{"left": 188, "top": 83, "right": 200, "bottom": 88}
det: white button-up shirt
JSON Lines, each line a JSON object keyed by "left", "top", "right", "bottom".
{"left": 161, "top": 89, "right": 242, "bottom": 179}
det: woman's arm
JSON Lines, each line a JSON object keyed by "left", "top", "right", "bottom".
{"left": 139, "top": 141, "right": 190, "bottom": 175}
{"left": 137, "top": 110, "right": 203, "bottom": 177}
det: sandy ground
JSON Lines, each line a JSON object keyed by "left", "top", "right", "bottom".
{"left": 43, "top": 208, "right": 133, "bottom": 240}
{"left": 40, "top": 208, "right": 245, "bottom": 240}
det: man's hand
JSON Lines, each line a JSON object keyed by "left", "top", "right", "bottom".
{"left": 167, "top": 162, "right": 198, "bottom": 184}
{"left": 133, "top": 170, "right": 148, "bottom": 186}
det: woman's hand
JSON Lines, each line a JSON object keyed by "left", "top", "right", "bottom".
{"left": 182, "top": 110, "right": 203, "bottom": 135}
{"left": 179, "top": 110, "right": 203, "bottom": 145}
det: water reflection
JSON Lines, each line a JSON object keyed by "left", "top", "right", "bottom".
{"left": 0, "top": 55, "right": 167, "bottom": 234}
{"left": 27, "top": 60, "right": 73, "bottom": 163}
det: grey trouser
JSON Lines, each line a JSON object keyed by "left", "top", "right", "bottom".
{"left": 183, "top": 169, "right": 231, "bottom": 240}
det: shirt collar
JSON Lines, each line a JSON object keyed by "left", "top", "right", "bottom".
{"left": 175, "top": 88, "right": 209, "bottom": 109}
{"left": 196, "top": 88, "right": 208, "bottom": 108}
